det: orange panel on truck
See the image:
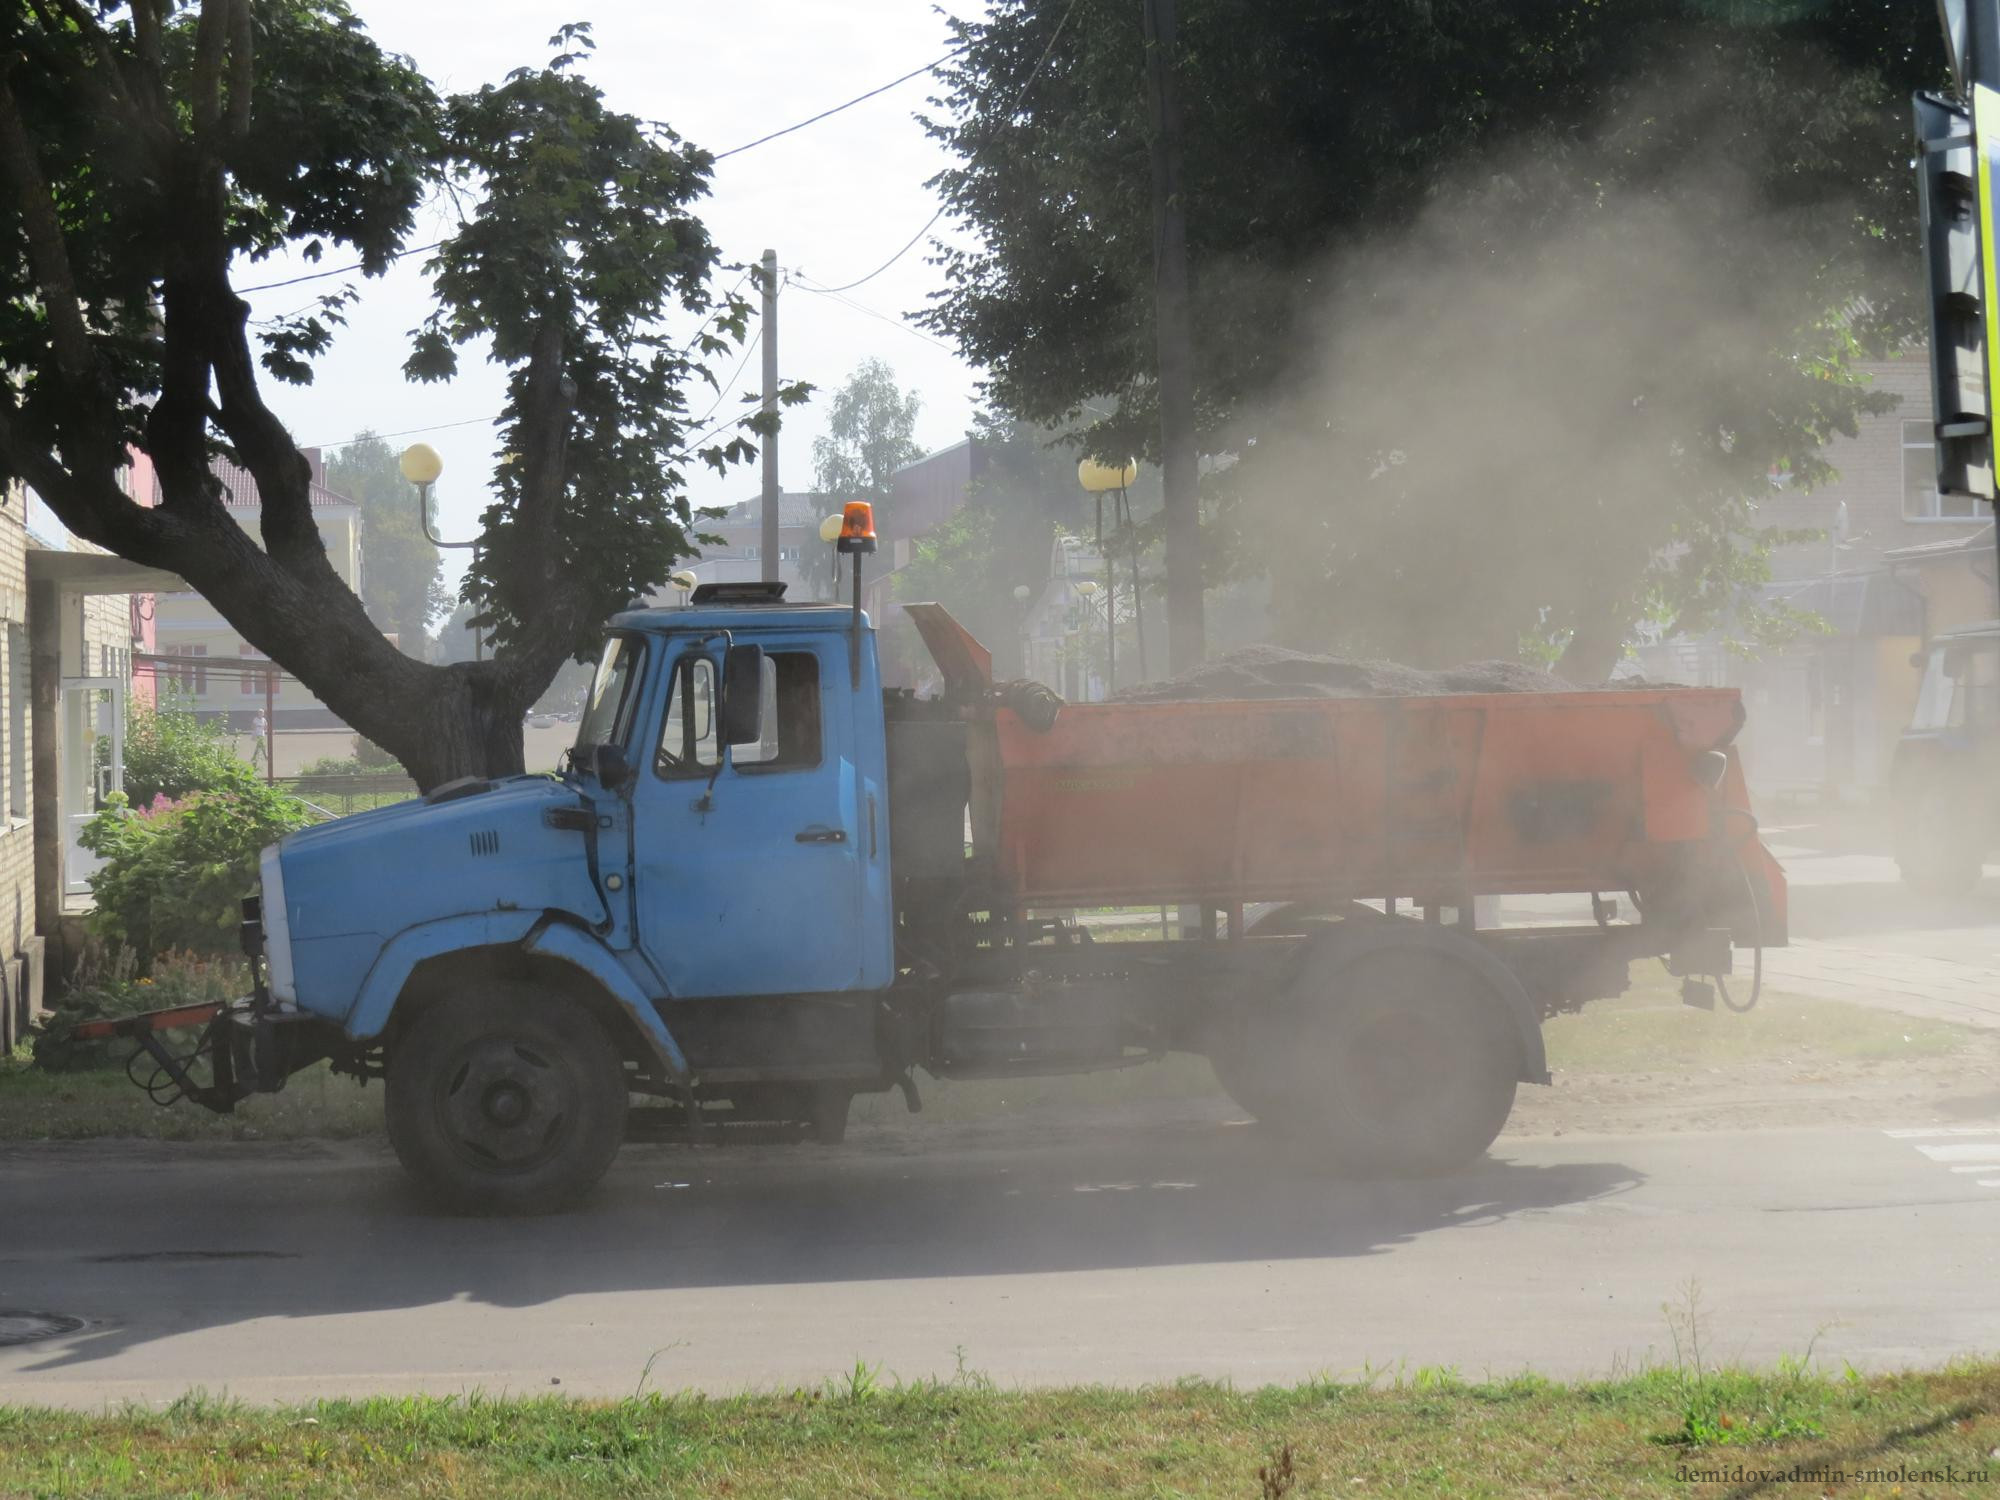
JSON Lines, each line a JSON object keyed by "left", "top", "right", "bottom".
{"left": 989, "top": 688, "right": 1764, "bottom": 915}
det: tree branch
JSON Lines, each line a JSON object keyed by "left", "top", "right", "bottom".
{"left": 130, "top": 0, "right": 165, "bottom": 103}
{"left": 225, "top": 0, "right": 254, "bottom": 141}
{"left": 190, "top": 0, "right": 230, "bottom": 141}
{"left": 0, "top": 75, "right": 97, "bottom": 385}
{"left": 0, "top": 401, "right": 182, "bottom": 562}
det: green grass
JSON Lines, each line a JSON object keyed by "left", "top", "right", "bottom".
{"left": 0, "top": 1051, "right": 382, "bottom": 1141}
{"left": 1543, "top": 975, "right": 1975, "bottom": 1074}
{"left": 1, "top": 1364, "right": 1996, "bottom": 1497}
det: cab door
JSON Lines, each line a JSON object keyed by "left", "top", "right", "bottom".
{"left": 631, "top": 639, "right": 871, "bottom": 997}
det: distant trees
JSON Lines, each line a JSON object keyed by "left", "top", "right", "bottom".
{"left": 922, "top": 0, "right": 1946, "bottom": 678}
{"left": 808, "top": 359, "right": 924, "bottom": 596}
{"left": 894, "top": 414, "right": 1102, "bottom": 673}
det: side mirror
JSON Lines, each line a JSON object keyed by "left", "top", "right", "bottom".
{"left": 591, "top": 742, "right": 633, "bottom": 792}
{"left": 722, "top": 644, "right": 765, "bottom": 747}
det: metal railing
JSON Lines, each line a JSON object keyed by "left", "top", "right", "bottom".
{"left": 276, "top": 773, "right": 419, "bottom": 819}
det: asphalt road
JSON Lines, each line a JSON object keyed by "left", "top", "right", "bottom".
{"left": 4, "top": 1116, "right": 1999, "bottom": 1407}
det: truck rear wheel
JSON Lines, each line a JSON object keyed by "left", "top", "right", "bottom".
{"left": 385, "top": 983, "right": 629, "bottom": 1215}
{"left": 1222, "top": 947, "right": 1519, "bottom": 1175}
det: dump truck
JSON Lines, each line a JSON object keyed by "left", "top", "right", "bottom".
{"left": 79, "top": 526, "right": 1786, "bottom": 1213}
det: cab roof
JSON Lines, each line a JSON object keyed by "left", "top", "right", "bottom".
{"left": 611, "top": 603, "right": 866, "bottom": 634}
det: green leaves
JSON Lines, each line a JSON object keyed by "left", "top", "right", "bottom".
{"left": 415, "top": 24, "right": 764, "bottom": 665}
{"left": 80, "top": 783, "right": 312, "bottom": 966}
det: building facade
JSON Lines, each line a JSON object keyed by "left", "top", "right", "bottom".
{"left": 147, "top": 450, "right": 362, "bottom": 731}
{"left": 0, "top": 479, "right": 176, "bottom": 1044}
{"left": 673, "top": 492, "right": 820, "bottom": 600}
{"left": 1635, "top": 358, "right": 1996, "bottom": 800}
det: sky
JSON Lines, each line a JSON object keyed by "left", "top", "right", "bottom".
{"left": 216, "top": 0, "right": 987, "bottom": 594}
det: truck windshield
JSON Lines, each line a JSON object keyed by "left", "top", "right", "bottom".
{"left": 573, "top": 635, "right": 646, "bottom": 756}
{"left": 1909, "top": 638, "right": 2000, "bottom": 733}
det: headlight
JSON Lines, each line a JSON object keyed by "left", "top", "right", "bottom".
{"left": 259, "top": 843, "right": 297, "bottom": 1003}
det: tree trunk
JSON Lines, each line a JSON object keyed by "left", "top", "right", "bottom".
{"left": 396, "top": 666, "right": 533, "bottom": 789}
{"left": 1555, "top": 613, "right": 1628, "bottom": 685}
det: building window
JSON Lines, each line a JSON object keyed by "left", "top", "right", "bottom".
{"left": 238, "top": 644, "right": 276, "bottom": 696}
{"left": 1903, "top": 420, "right": 1983, "bottom": 519}
{"left": 779, "top": 546, "right": 801, "bottom": 563}
{"left": 8, "top": 624, "right": 26, "bottom": 821}
{"left": 163, "top": 643, "right": 207, "bottom": 695}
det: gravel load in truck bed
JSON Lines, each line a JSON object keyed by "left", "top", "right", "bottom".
{"left": 1111, "top": 645, "right": 1582, "bottom": 702}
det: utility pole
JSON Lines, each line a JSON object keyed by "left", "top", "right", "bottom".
{"left": 1141, "top": 0, "right": 1204, "bottom": 672}
{"left": 760, "top": 248, "right": 780, "bottom": 586}
{"left": 1925, "top": 0, "right": 2000, "bottom": 604}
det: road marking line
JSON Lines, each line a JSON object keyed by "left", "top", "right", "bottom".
{"left": 1884, "top": 1127, "right": 2000, "bottom": 1139}
{"left": 1948, "top": 1165, "right": 2000, "bottom": 1173}
{"left": 1916, "top": 1144, "right": 2000, "bottom": 1163}
{"left": 1982, "top": 1180, "right": 2000, "bottom": 1189}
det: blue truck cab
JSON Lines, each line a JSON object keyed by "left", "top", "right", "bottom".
{"left": 249, "top": 587, "right": 903, "bottom": 1210}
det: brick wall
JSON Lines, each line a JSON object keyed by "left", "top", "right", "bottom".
{"left": 0, "top": 487, "right": 41, "bottom": 1050}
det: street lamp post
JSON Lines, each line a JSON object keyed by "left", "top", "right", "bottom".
{"left": 1074, "top": 579, "right": 1102, "bottom": 700}
{"left": 399, "top": 443, "right": 484, "bottom": 662}
{"left": 1012, "top": 583, "right": 1033, "bottom": 681}
{"left": 1078, "top": 458, "right": 1142, "bottom": 689}
{"left": 818, "top": 513, "right": 845, "bottom": 601}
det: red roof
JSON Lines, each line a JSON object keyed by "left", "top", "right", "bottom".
{"left": 137, "top": 450, "right": 356, "bottom": 510}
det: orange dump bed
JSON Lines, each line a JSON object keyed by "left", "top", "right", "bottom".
{"left": 904, "top": 604, "right": 1787, "bottom": 938}
{"left": 999, "top": 687, "right": 1761, "bottom": 899}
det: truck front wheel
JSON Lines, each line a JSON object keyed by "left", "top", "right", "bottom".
{"left": 1222, "top": 948, "right": 1519, "bottom": 1176}
{"left": 385, "top": 983, "right": 629, "bottom": 1215}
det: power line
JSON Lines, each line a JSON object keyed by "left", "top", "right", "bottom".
{"left": 790, "top": 275, "right": 954, "bottom": 352}
{"left": 802, "top": 0, "right": 1081, "bottom": 295}
{"left": 311, "top": 413, "right": 498, "bottom": 451}
{"left": 714, "top": 48, "right": 962, "bottom": 161}
{"left": 237, "top": 241, "right": 443, "bottom": 294}
{"left": 801, "top": 207, "right": 949, "bottom": 296}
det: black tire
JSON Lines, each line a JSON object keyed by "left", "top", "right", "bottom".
{"left": 385, "top": 982, "right": 629, "bottom": 1215}
{"left": 1221, "top": 946, "right": 1519, "bottom": 1175}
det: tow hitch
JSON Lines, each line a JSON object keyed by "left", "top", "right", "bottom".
{"left": 68, "top": 1001, "right": 239, "bottom": 1112}
{"left": 64, "top": 895, "right": 370, "bottom": 1114}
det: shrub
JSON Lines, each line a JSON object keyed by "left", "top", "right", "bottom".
{"left": 78, "top": 783, "right": 312, "bottom": 966}
{"left": 32, "top": 946, "right": 246, "bottom": 1072}
{"left": 298, "top": 754, "right": 362, "bottom": 777}
{"left": 113, "top": 693, "right": 259, "bottom": 804}
{"left": 299, "top": 736, "right": 403, "bottom": 779}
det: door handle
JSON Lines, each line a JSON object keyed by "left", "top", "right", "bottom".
{"left": 795, "top": 826, "right": 847, "bottom": 844}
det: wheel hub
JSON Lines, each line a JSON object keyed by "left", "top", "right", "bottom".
{"left": 437, "top": 1036, "right": 572, "bottom": 1170}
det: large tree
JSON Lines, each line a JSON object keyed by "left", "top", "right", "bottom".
{"left": 922, "top": 0, "right": 1946, "bottom": 679}
{"left": 322, "top": 431, "right": 446, "bottom": 654}
{"left": 0, "top": 4, "right": 802, "bottom": 786}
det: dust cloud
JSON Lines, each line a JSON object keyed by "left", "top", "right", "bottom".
{"left": 1220, "top": 67, "right": 1889, "bottom": 681}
